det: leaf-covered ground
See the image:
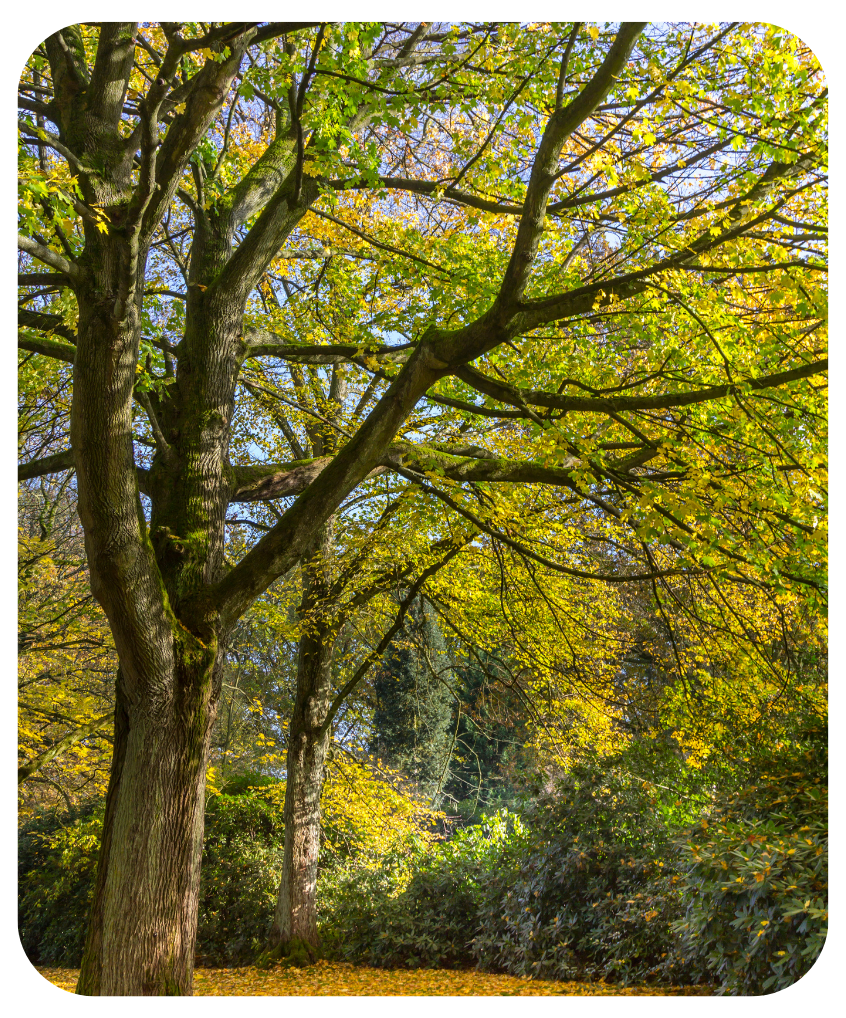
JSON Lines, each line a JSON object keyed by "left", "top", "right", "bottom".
{"left": 37, "top": 962, "right": 713, "bottom": 996}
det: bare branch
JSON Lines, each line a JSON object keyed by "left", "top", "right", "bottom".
{"left": 18, "top": 449, "right": 75, "bottom": 482}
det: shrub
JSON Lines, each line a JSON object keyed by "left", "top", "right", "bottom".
{"left": 18, "top": 798, "right": 103, "bottom": 966}
{"left": 319, "top": 812, "right": 522, "bottom": 969}
{"left": 320, "top": 757, "right": 699, "bottom": 987}
{"left": 673, "top": 721, "right": 827, "bottom": 994}
{"left": 470, "top": 761, "right": 696, "bottom": 986}
{"left": 196, "top": 779, "right": 286, "bottom": 965}
{"left": 197, "top": 757, "right": 442, "bottom": 964}
{"left": 19, "top": 761, "right": 441, "bottom": 968}
{"left": 17, "top": 783, "right": 284, "bottom": 969}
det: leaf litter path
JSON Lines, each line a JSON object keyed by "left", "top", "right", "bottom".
{"left": 38, "top": 962, "right": 712, "bottom": 996}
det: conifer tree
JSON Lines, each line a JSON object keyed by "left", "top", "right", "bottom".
{"left": 371, "top": 598, "right": 454, "bottom": 802}
{"left": 442, "top": 653, "right": 529, "bottom": 823}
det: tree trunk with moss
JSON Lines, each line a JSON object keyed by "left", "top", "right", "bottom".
{"left": 76, "top": 660, "right": 220, "bottom": 994}
{"left": 70, "top": 216, "right": 234, "bottom": 992}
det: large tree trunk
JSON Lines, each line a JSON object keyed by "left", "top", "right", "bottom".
{"left": 30, "top": 24, "right": 320, "bottom": 995}
{"left": 76, "top": 649, "right": 221, "bottom": 995}
{"left": 69, "top": 238, "right": 229, "bottom": 992}
{"left": 269, "top": 528, "right": 335, "bottom": 960}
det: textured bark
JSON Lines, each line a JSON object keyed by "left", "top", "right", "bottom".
{"left": 65, "top": 116, "right": 307, "bottom": 996}
{"left": 269, "top": 529, "right": 335, "bottom": 955}
{"left": 69, "top": 192, "right": 231, "bottom": 995}
{"left": 77, "top": 657, "right": 219, "bottom": 995}
{"left": 270, "top": 636, "right": 333, "bottom": 955}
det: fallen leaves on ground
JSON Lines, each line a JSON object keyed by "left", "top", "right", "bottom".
{"left": 37, "top": 962, "right": 713, "bottom": 996}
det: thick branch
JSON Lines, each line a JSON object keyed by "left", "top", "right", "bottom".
{"left": 18, "top": 234, "right": 80, "bottom": 280}
{"left": 18, "top": 449, "right": 76, "bottom": 482}
{"left": 228, "top": 441, "right": 587, "bottom": 506}
{"left": 230, "top": 454, "right": 390, "bottom": 502}
{"left": 453, "top": 359, "right": 828, "bottom": 415}
{"left": 244, "top": 325, "right": 414, "bottom": 363}
{"left": 18, "top": 308, "right": 78, "bottom": 342}
{"left": 18, "top": 334, "right": 77, "bottom": 363}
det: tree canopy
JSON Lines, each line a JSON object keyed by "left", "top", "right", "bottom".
{"left": 18, "top": 21, "right": 826, "bottom": 995}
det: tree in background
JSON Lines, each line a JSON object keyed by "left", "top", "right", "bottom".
{"left": 370, "top": 598, "right": 455, "bottom": 802}
{"left": 441, "top": 650, "right": 531, "bottom": 823}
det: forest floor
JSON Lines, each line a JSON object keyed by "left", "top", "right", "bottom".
{"left": 38, "top": 961, "right": 713, "bottom": 996}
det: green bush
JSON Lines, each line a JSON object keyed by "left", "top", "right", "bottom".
{"left": 18, "top": 798, "right": 103, "bottom": 966}
{"left": 196, "top": 779, "right": 286, "bottom": 965}
{"left": 319, "top": 812, "right": 522, "bottom": 969}
{"left": 217, "top": 771, "right": 279, "bottom": 796}
{"left": 17, "top": 786, "right": 285, "bottom": 969}
{"left": 470, "top": 760, "right": 696, "bottom": 986}
{"left": 673, "top": 722, "right": 827, "bottom": 994}
{"left": 319, "top": 759, "right": 699, "bottom": 987}
{"left": 19, "top": 727, "right": 826, "bottom": 992}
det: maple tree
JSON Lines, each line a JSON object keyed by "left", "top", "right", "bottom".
{"left": 18, "top": 21, "right": 825, "bottom": 995}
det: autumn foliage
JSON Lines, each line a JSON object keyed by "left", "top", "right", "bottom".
{"left": 21, "top": 714, "right": 827, "bottom": 994}
{"left": 18, "top": 19, "right": 826, "bottom": 996}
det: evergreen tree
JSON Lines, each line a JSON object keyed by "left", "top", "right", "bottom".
{"left": 442, "top": 653, "right": 530, "bottom": 824}
{"left": 370, "top": 598, "right": 454, "bottom": 802}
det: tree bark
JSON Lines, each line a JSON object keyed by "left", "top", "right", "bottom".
{"left": 269, "top": 529, "right": 335, "bottom": 960}
{"left": 76, "top": 650, "right": 221, "bottom": 995}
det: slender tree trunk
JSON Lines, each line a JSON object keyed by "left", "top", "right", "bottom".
{"left": 269, "top": 528, "right": 335, "bottom": 960}
{"left": 269, "top": 631, "right": 333, "bottom": 959}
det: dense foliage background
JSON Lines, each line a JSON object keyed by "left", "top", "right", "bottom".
{"left": 20, "top": 712, "right": 826, "bottom": 994}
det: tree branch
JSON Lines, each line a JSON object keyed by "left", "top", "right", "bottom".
{"left": 18, "top": 308, "right": 78, "bottom": 342}
{"left": 452, "top": 359, "right": 828, "bottom": 415}
{"left": 18, "top": 334, "right": 77, "bottom": 363}
{"left": 496, "top": 22, "right": 645, "bottom": 306}
{"left": 18, "top": 713, "right": 114, "bottom": 784}
{"left": 243, "top": 325, "right": 414, "bottom": 363}
{"left": 317, "top": 541, "right": 467, "bottom": 739}
{"left": 394, "top": 464, "right": 708, "bottom": 585}
{"left": 18, "top": 449, "right": 75, "bottom": 482}
{"left": 18, "top": 234, "right": 80, "bottom": 280}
